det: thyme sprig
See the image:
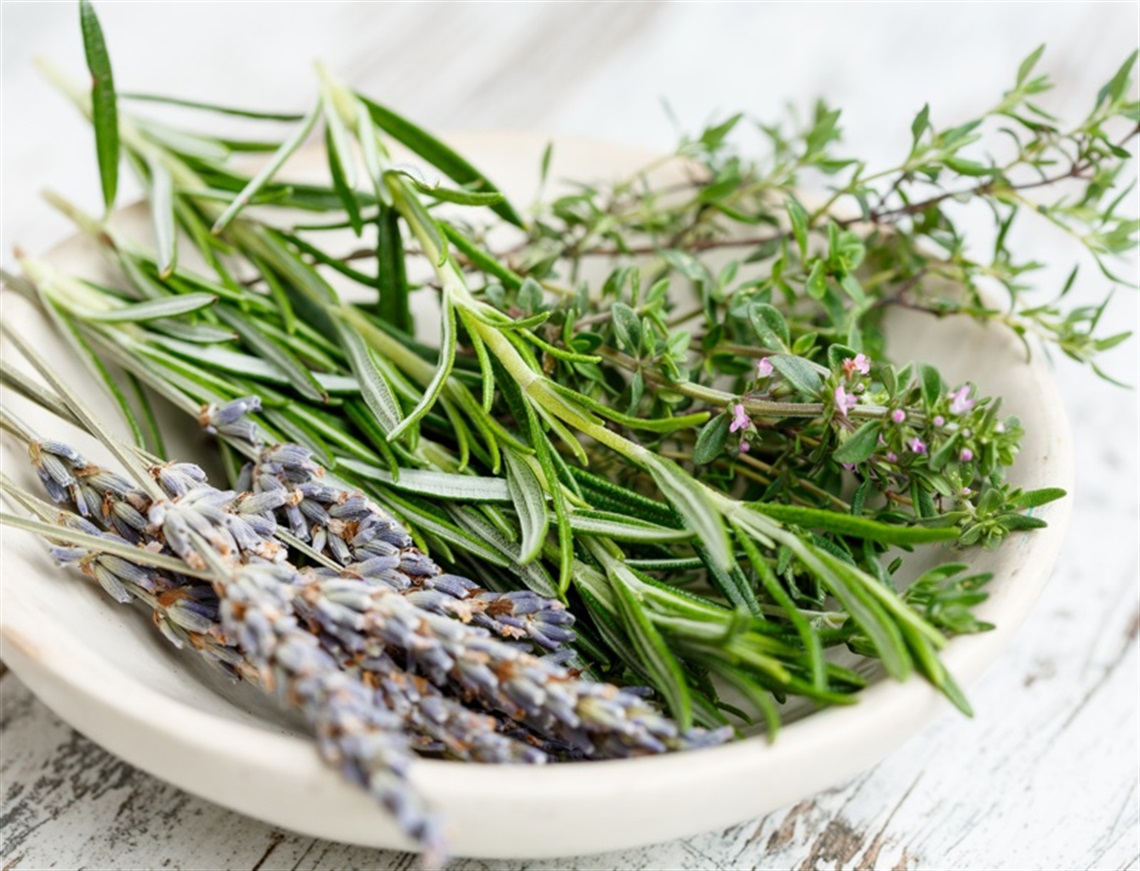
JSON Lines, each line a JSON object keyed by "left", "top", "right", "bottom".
{"left": 4, "top": 7, "right": 1132, "bottom": 738}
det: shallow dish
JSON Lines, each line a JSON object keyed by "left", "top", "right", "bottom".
{"left": 0, "top": 132, "right": 1073, "bottom": 858}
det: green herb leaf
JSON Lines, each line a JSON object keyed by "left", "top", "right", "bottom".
{"left": 646, "top": 457, "right": 732, "bottom": 570}
{"left": 504, "top": 450, "right": 550, "bottom": 564}
{"left": 407, "top": 176, "right": 506, "bottom": 207}
{"left": 147, "top": 158, "right": 177, "bottom": 278}
{"left": 332, "top": 310, "right": 403, "bottom": 434}
{"left": 387, "top": 173, "right": 447, "bottom": 266}
{"left": 339, "top": 459, "right": 511, "bottom": 502}
{"left": 692, "top": 413, "right": 731, "bottom": 464}
{"left": 608, "top": 562, "right": 693, "bottom": 728}
{"left": 570, "top": 511, "right": 693, "bottom": 543}
{"left": 749, "top": 503, "right": 958, "bottom": 545}
{"left": 786, "top": 199, "right": 809, "bottom": 259}
{"left": 919, "top": 363, "right": 943, "bottom": 408}
{"left": 323, "top": 125, "right": 362, "bottom": 235}
{"left": 1010, "top": 487, "right": 1066, "bottom": 509}
{"left": 79, "top": 0, "right": 119, "bottom": 211}
{"left": 945, "top": 157, "right": 995, "bottom": 177}
{"left": 749, "top": 302, "right": 791, "bottom": 351}
{"left": 524, "top": 406, "right": 574, "bottom": 594}
{"left": 832, "top": 420, "right": 882, "bottom": 464}
{"left": 770, "top": 354, "right": 824, "bottom": 398}
{"left": 215, "top": 307, "right": 328, "bottom": 403}
{"left": 910, "top": 103, "right": 930, "bottom": 148}
{"left": 358, "top": 94, "right": 524, "bottom": 227}
{"left": 442, "top": 224, "right": 524, "bottom": 291}
{"left": 82, "top": 292, "right": 217, "bottom": 323}
{"left": 611, "top": 302, "right": 641, "bottom": 352}
{"left": 119, "top": 92, "right": 304, "bottom": 121}
{"left": 1016, "top": 45, "right": 1046, "bottom": 87}
{"left": 805, "top": 260, "right": 827, "bottom": 299}
{"left": 212, "top": 102, "right": 320, "bottom": 234}
{"left": 375, "top": 207, "right": 411, "bottom": 331}
{"left": 386, "top": 286, "right": 456, "bottom": 442}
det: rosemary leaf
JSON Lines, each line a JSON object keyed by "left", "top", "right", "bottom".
{"left": 79, "top": 0, "right": 118, "bottom": 211}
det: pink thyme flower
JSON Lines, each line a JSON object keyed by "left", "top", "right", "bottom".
{"left": 908, "top": 437, "right": 927, "bottom": 455}
{"left": 886, "top": 451, "right": 898, "bottom": 463}
{"left": 948, "top": 385, "right": 974, "bottom": 415}
{"left": 994, "top": 422, "right": 1006, "bottom": 434}
{"left": 959, "top": 448, "right": 974, "bottom": 463}
{"left": 833, "top": 385, "right": 857, "bottom": 417}
{"left": 729, "top": 403, "right": 750, "bottom": 433}
{"left": 739, "top": 440, "right": 750, "bottom": 453}
{"left": 933, "top": 415, "right": 945, "bottom": 427}
{"left": 842, "top": 353, "right": 871, "bottom": 378}
{"left": 756, "top": 358, "right": 773, "bottom": 378}
{"left": 890, "top": 409, "right": 905, "bottom": 423}
{"left": 841, "top": 462, "right": 855, "bottom": 471}
{"left": 961, "top": 487, "right": 972, "bottom": 497}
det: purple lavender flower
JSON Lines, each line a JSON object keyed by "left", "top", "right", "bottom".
{"left": 244, "top": 442, "right": 575, "bottom": 651}
{"left": 199, "top": 397, "right": 264, "bottom": 445}
{"left": 296, "top": 568, "right": 729, "bottom": 759}
{"left": 20, "top": 425, "right": 730, "bottom": 859}
{"left": 219, "top": 563, "right": 441, "bottom": 855}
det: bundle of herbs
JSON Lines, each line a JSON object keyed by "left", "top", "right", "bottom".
{"left": 1, "top": 1, "right": 1136, "bottom": 856}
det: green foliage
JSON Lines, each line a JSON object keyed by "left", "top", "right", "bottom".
{"left": 22, "top": 37, "right": 1134, "bottom": 733}
{"left": 79, "top": 0, "right": 119, "bottom": 211}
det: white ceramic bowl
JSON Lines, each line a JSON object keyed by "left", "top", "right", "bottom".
{"left": 0, "top": 133, "right": 1073, "bottom": 858}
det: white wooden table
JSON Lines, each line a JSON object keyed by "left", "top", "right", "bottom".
{"left": 2, "top": 3, "right": 1137, "bottom": 868}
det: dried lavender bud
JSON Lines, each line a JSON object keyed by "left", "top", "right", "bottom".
{"left": 214, "top": 562, "right": 441, "bottom": 853}
{"left": 296, "top": 569, "right": 728, "bottom": 758}
{"left": 245, "top": 458, "right": 585, "bottom": 727}
{"left": 359, "top": 649, "right": 548, "bottom": 765}
{"left": 45, "top": 513, "right": 244, "bottom": 676}
{"left": 245, "top": 440, "right": 576, "bottom": 650}
{"left": 36, "top": 450, "right": 443, "bottom": 851}
{"left": 148, "top": 487, "right": 285, "bottom": 568}
{"left": 153, "top": 461, "right": 210, "bottom": 498}
{"left": 29, "top": 440, "right": 151, "bottom": 538}
{"left": 29, "top": 434, "right": 713, "bottom": 766}
{"left": 198, "top": 397, "right": 264, "bottom": 445}
{"left": 405, "top": 585, "right": 576, "bottom": 651}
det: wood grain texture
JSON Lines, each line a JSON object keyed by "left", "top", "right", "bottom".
{"left": 1, "top": 2, "right": 1137, "bottom": 869}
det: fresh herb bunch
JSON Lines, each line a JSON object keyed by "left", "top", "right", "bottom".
{"left": 3, "top": 2, "right": 1135, "bottom": 737}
